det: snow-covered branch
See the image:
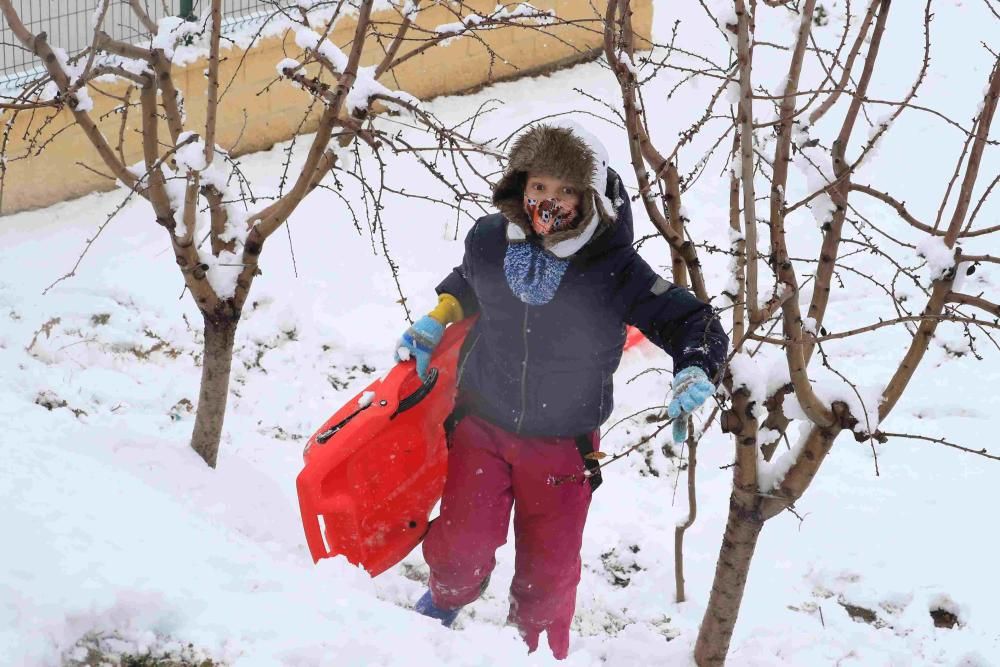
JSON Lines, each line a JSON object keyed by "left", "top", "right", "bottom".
{"left": 433, "top": 2, "right": 555, "bottom": 43}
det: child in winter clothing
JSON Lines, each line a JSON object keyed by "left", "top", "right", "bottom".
{"left": 396, "top": 122, "right": 728, "bottom": 659}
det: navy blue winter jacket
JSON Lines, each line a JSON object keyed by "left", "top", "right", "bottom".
{"left": 437, "top": 170, "right": 728, "bottom": 437}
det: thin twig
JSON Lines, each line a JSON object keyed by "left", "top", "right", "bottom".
{"left": 879, "top": 431, "right": 1000, "bottom": 462}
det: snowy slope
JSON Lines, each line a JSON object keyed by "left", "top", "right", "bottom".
{"left": 2, "top": 1, "right": 999, "bottom": 665}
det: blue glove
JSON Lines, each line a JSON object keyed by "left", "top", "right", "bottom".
{"left": 667, "top": 366, "right": 715, "bottom": 445}
{"left": 395, "top": 315, "right": 445, "bottom": 381}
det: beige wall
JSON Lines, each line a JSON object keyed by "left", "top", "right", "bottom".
{"left": 2, "top": 0, "right": 651, "bottom": 214}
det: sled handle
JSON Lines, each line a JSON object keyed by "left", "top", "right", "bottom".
{"left": 391, "top": 367, "right": 438, "bottom": 419}
{"left": 316, "top": 401, "right": 374, "bottom": 444}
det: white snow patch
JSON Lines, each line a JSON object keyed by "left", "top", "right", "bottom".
{"left": 73, "top": 87, "right": 94, "bottom": 113}
{"left": 201, "top": 249, "right": 244, "bottom": 301}
{"left": 758, "top": 422, "right": 810, "bottom": 492}
{"left": 276, "top": 58, "right": 305, "bottom": 78}
{"left": 293, "top": 26, "right": 349, "bottom": 72}
{"left": 729, "top": 350, "right": 791, "bottom": 418}
{"left": 175, "top": 132, "right": 208, "bottom": 173}
{"left": 434, "top": 2, "right": 554, "bottom": 41}
{"left": 358, "top": 390, "right": 377, "bottom": 408}
{"left": 152, "top": 16, "right": 201, "bottom": 60}
{"left": 346, "top": 66, "right": 421, "bottom": 115}
{"left": 915, "top": 235, "right": 956, "bottom": 282}
{"left": 725, "top": 81, "right": 740, "bottom": 104}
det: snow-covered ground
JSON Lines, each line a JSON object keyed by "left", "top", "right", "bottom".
{"left": 2, "top": 1, "right": 998, "bottom": 665}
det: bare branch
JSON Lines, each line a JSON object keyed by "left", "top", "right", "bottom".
{"left": 880, "top": 56, "right": 1000, "bottom": 421}
{"left": 808, "top": 0, "right": 879, "bottom": 125}
{"left": 139, "top": 85, "right": 173, "bottom": 225}
{"left": 945, "top": 58, "right": 1000, "bottom": 246}
{"left": 602, "top": 0, "right": 709, "bottom": 301}
{"left": 728, "top": 152, "right": 747, "bottom": 345}
{"left": 749, "top": 314, "right": 1000, "bottom": 345}
{"left": 761, "top": 408, "right": 848, "bottom": 519}
{"left": 77, "top": 0, "right": 112, "bottom": 88}
{"left": 152, "top": 51, "right": 184, "bottom": 145}
{"left": 126, "top": 0, "right": 158, "bottom": 34}
{"left": 958, "top": 254, "right": 1000, "bottom": 264}
{"left": 381, "top": 4, "right": 565, "bottom": 73}
{"left": 862, "top": 97, "right": 992, "bottom": 142}
{"left": 803, "top": 0, "right": 891, "bottom": 366}
{"left": 94, "top": 30, "right": 154, "bottom": 62}
{"left": 247, "top": 0, "right": 376, "bottom": 241}
{"left": 79, "top": 65, "right": 149, "bottom": 87}
{"left": 0, "top": 100, "right": 60, "bottom": 111}
{"left": 42, "top": 187, "right": 142, "bottom": 295}
{"left": 204, "top": 0, "right": 222, "bottom": 168}
{"left": 374, "top": 0, "right": 419, "bottom": 78}
{"left": 879, "top": 431, "right": 1000, "bottom": 462}
{"left": 734, "top": 0, "right": 760, "bottom": 317}
{"left": 674, "top": 432, "right": 699, "bottom": 603}
{"left": 947, "top": 292, "right": 1000, "bottom": 318}
{"left": 965, "top": 172, "right": 1000, "bottom": 232}
{"left": 850, "top": 183, "right": 932, "bottom": 232}
{"left": 0, "top": 4, "right": 140, "bottom": 190}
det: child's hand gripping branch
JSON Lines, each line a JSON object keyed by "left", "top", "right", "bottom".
{"left": 667, "top": 366, "right": 716, "bottom": 445}
{"left": 394, "top": 293, "right": 464, "bottom": 380}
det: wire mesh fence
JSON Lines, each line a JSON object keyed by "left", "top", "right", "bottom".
{"left": 1, "top": 0, "right": 274, "bottom": 91}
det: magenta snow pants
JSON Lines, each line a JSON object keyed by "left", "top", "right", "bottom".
{"left": 422, "top": 413, "right": 598, "bottom": 660}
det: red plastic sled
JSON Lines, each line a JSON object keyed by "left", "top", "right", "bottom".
{"left": 297, "top": 320, "right": 647, "bottom": 576}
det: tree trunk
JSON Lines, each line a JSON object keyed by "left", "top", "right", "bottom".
{"left": 190, "top": 314, "right": 237, "bottom": 468}
{"left": 694, "top": 496, "right": 764, "bottom": 666}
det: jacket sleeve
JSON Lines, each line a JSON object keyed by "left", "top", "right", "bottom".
{"left": 435, "top": 220, "right": 481, "bottom": 318}
{"left": 621, "top": 252, "right": 729, "bottom": 382}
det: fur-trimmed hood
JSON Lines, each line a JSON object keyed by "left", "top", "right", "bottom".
{"left": 492, "top": 122, "right": 618, "bottom": 258}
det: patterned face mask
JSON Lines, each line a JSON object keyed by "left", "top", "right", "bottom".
{"left": 524, "top": 197, "right": 579, "bottom": 236}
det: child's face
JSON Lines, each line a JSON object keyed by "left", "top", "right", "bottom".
{"left": 523, "top": 173, "right": 582, "bottom": 236}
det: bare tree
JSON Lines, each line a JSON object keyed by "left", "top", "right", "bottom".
{"left": 0, "top": 0, "right": 567, "bottom": 467}
{"left": 601, "top": 1, "right": 999, "bottom": 664}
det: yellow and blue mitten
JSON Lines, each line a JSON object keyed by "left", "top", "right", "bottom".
{"left": 394, "top": 294, "right": 464, "bottom": 381}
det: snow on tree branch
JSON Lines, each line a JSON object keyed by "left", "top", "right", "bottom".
{"left": 433, "top": 2, "right": 555, "bottom": 45}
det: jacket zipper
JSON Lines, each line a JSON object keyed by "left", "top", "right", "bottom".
{"left": 456, "top": 332, "right": 481, "bottom": 387}
{"left": 515, "top": 304, "right": 529, "bottom": 433}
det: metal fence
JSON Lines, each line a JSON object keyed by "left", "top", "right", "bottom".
{"left": 1, "top": 0, "right": 273, "bottom": 91}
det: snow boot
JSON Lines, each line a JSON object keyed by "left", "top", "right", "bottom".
{"left": 414, "top": 574, "right": 490, "bottom": 628}
{"left": 414, "top": 589, "right": 461, "bottom": 627}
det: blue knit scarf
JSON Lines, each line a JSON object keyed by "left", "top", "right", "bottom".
{"left": 504, "top": 241, "right": 570, "bottom": 306}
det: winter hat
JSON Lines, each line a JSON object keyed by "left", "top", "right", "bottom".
{"left": 493, "top": 121, "right": 616, "bottom": 258}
